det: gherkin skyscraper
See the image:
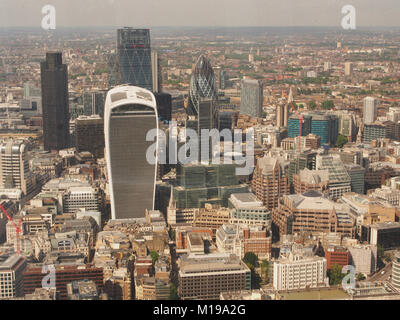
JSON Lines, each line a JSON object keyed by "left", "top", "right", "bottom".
{"left": 187, "top": 55, "right": 217, "bottom": 116}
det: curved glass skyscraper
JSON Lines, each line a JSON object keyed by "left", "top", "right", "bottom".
{"left": 187, "top": 55, "right": 217, "bottom": 116}
{"left": 104, "top": 85, "right": 158, "bottom": 219}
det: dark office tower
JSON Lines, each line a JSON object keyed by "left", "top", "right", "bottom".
{"left": 198, "top": 98, "right": 217, "bottom": 161}
{"left": 105, "top": 85, "right": 158, "bottom": 220}
{"left": 41, "top": 52, "right": 70, "bottom": 151}
{"left": 75, "top": 115, "right": 104, "bottom": 158}
{"left": 154, "top": 92, "right": 172, "bottom": 122}
{"left": 187, "top": 55, "right": 217, "bottom": 116}
{"left": 218, "top": 111, "right": 234, "bottom": 131}
{"left": 240, "top": 79, "right": 263, "bottom": 118}
{"left": 117, "top": 28, "right": 153, "bottom": 91}
{"left": 198, "top": 98, "right": 217, "bottom": 131}
{"left": 184, "top": 98, "right": 217, "bottom": 162}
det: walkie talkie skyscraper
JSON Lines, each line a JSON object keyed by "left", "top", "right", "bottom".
{"left": 104, "top": 85, "right": 158, "bottom": 219}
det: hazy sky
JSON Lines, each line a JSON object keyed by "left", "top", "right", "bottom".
{"left": 0, "top": 0, "right": 399, "bottom": 28}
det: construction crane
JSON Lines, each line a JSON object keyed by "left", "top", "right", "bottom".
{"left": 0, "top": 204, "right": 22, "bottom": 255}
{"left": 282, "top": 88, "right": 304, "bottom": 152}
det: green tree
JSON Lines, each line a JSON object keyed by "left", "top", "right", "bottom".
{"left": 308, "top": 100, "right": 317, "bottom": 110}
{"left": 260, "top": 260, "right": 270, "bottom": 282}
{"left": 168, "top": 283, "right": 179, "bottom": 300}
{"left": 150, "top": 251, "right": 159, "bottom": 264}
{"left": 243, "top": 252, "right": 258, "bottom": 269}
{"left": 357, "top": 273, "right": 366, "bottom": 281}
{"left": 321, "top": 100, "right": 335, "bottom": 110}
{"left": 328, "top": 264, "right": 346, "bottom": 286}
{"left": 168, "top": 228, "right": 176, "bottom": 241}
{"left": 336, "top": 134, "right": 348, "bottom": 148}
{"left": 377, "top": 244, "right": 384, "bottom": 259}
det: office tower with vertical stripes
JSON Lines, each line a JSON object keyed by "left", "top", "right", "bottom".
{"left": 240, "top": 79, "right": 263, "bottom": 118}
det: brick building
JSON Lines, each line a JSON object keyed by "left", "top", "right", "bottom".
{"left": 325, "top": 246, "right": 350, "bottom": 270}
{"left": 293, "top": 168, "right": 329, "bottom": 194}
{"left": 251, "top": 155, "right": 290, "bottom": 211}
{"left": 23, "top": 264, "right": 104, "bottom": 300}
{"left": 272, "top": 190, "right": 355, "bottom": 239}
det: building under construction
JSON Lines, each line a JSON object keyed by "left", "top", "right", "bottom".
{"left": 172, "top": 163, "right": 248, "bottom": 209}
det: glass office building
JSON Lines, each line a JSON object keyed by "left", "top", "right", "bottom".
{"left": 117, "top": 28, "right": 153, "bottom": 91}
{"left": 173, "top": 163, "right": 248, "bottom": 209}
{"left": 310, "top": 114, "right": 338, "bottom": 146}
{"left": 83, "top": 91, "right": 106, "bottom": 117}
{"left": 362, "top": 123, "right": 387, "bottom": 143}
{"left": 288, "top": 115, "right": 311, "bottom": 139}
{"left": 288, "top": 113, "right": 337, "bottom": 146}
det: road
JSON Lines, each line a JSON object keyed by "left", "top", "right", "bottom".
{"left": 367, "top": 262, "right": 392, "bottom": 282}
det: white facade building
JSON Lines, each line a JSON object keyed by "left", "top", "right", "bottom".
{"left": 62, "top": 186, "right": 101, "bottom": 213}
{"left": 273, "top": 254, "right": 328, "bottom": 291}
{"left": 347, "top": 244, "right": 377, "bottom": 276}
{"left": 0, "top": 255, "right": 26, "bottom": 299}
{"left": 363, "top": 97, "right": 377, "bottom": 124}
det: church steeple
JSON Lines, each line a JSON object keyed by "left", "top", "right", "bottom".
{"left": 288, "top": 87, "right": 294, "bottom": 104}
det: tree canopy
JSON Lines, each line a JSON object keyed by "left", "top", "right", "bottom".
{"left": 260, "top": 260, "right": 270, "bottom": 282}
{"left": 150, "top": 251, "right": 159, "bottom": 264}
{"left": 357, "top": 273, "right": 366, "bottom": 281}
{"left": 308, "top": 100, "right": 317, "bottom": 110}
{"left": 168, "top": 283, "right": 179, "bottom": 300}
{"left": 243, "top": 252, "right": 258, "bottom": 269}
{"left": 328, "top": 264, "right": 346, "bottom": 286}
{"left": 336, "top": 134, "right": 348, "bottom": 148}
{"left": 321, "top": 100, "right": 335, "bottom": 110}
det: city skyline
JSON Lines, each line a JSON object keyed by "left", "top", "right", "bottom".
{"left": 2, "top": 12, "right": 400, "bottom": 302}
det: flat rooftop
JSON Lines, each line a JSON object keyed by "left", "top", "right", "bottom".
{"left": 0, "top": 254, "right": 24, "bottom": 271}
{"left": 371, "top": 222, "right": 400, "bottom": 230}
{"left": 230, "top": 193, "right": 265, "bottom": 208}
{"left": 279, "top": 288, "right": 349, "bottom": 300}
